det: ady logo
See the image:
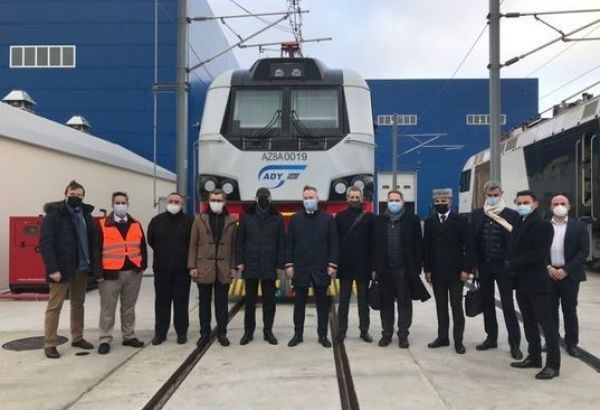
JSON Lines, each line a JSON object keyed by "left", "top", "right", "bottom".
{"left": 257, "top": 164, "right": 307, "bottom": 189}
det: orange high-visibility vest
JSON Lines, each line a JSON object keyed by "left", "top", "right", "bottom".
{"left": 99, "top": 218, "right": 143, "bottom": 270}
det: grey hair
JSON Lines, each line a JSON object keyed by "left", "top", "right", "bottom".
{"left": 346, "top": 186, "right": 363, "bottom": 198}
{"left": 484, "top": 180, "right": 503, "bottom": 192}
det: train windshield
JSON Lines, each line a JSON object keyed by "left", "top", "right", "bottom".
{"left": 233, "top": 89, "right": 282, "bottom": 129}
{"left": 290, "top": 89, "right": 339, "bottom": 128}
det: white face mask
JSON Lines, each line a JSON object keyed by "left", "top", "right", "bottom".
{"left": 166, "top": 204, "right": 181, "bottom": 215}
{"left": 552, "top": 205, "right": 568, "bottom": 218}
{"left": 209, "top": 201, "right": 224, "bottom": 214}
{"left": 113, "top": 204, "right": 128, "bottom": 217}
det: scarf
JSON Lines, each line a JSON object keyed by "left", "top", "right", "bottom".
{"left": 483, "top": 199, "right": 513, "bottom": 232}
{"left": 385, "top": 206, "right": 405, "bottom": 222}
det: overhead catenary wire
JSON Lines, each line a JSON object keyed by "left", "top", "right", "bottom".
{"left": 540, "top": 61, "right": 600, "bottom": 100}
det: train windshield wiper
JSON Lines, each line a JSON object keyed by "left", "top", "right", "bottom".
{"left": 250, "top": 110, "right": 281, "bottom": 139}
{"left": 290, "top": 110, "right": 319, "bottom": 139}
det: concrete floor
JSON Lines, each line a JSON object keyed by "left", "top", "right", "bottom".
{"left": 1, "top": 273, "right": 599, "bottom": 410}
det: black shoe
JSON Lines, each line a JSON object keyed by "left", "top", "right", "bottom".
{"left": 122, "top": 338, "right": 144, "bottom": 348}
{"left": 511, "top": 356, "right": 542, "bottom": 369}
{"left": 288, "top": 334, "right": 303, "bottom": 347}
{"left": 476, "top": 339, "right": 497, "bottom": 351}
{"left": 240, "top": 332, "right": 253, "bottom": 345}
{"left": 151, "top": 336, "right": 166, "bottom": 346}
{"left": 71, "top": 339, "right": 94, "bottom": 350}
{"left": 98, "top": 343, "right": 110, "bottom": 355}
{"left": 455, "top": 343, "right": 466, "bottom": 354}
{"left": 360, "top": 332, "right": 373, "bottom": 343}
{"left": 378, "top": 336, "right": 392, "bottom": 347}
{"left": 428, "top": 338, "right": 450, "bottom": 348}
{"left": 177, "top": 335, "right": 187, "bottom": 345}
{"left": 45, "top": 347, "right": 60, "bottom": 359}
{"left": 319, "top": 336, "right": 332, "bottom": 348}
{"left": 217, "top": 335, "right": 230, "bottom": 347}
{"left": 336, "top": 332, "right": 346, "bottom": 343}
{"left": 398, "top": 338, "right": 409, "bottom": 349}
{"left": 535, "top": 366, "right": 560, "bottom": 380}
{"left": 510, "top": 346, "right": 523, "bottom": 360}
{"left": 263, "top": 330, "right": 278, "bottom": 345}
{"left": 196, "top": 336, "right": 210, "bottom": 348}
{"left": 566, "top": 345, "right": 579, "bottom": 357}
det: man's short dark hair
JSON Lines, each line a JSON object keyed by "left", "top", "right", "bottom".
{"left": 167, "top": 192, "right": 185, "bottom": 200}
{"left": 516, "top": 189, "right": 536, "bottom": 201}
{"left": 387, "top": 190, "right": 404, "bottom": 199}
{"left": 64, "top": 180, "right": 85, "bottom": 195}
{"left": 112, "top": 191, "right": 129, "bottom": 202}
{"left": 303, "top": 185, "right": 317, "bottom": 193}
{"left": 209, "top": 189, "right": 226, "bottom": 199}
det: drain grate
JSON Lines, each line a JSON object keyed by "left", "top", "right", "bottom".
{"left": 2, "top": 336, "right": 68, "bottom": 351}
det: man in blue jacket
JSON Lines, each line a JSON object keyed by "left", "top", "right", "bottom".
{"left": 285, "top": 185, "right": 339, "bottom": 348}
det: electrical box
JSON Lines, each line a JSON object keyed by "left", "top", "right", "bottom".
{"left": 9, "top": 216, "right": 47, "bottom": 292}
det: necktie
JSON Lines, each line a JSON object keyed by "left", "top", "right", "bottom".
{"left": 440, "top": 215, "right": 447, "bottom": 223}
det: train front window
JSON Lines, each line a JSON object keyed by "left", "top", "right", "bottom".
{"left": 233, "top": 89, "right": 282, "bottom": 129}
{"left": 290, "top": 89, "right": 339, "bottom": 129}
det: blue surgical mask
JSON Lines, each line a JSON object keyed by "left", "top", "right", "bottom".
{"left": 303, "top": 199, "right": 318, "bottom": 212}
{"left": 388, "top": 201, "right": 403, "bottom": 214}
{"left": 485, "top": 196, "right": 501, "bottom": 207}
{"left": 113, "top": 204, "right": 128, "bottom": 217}
{"left": 516, "top": 204, "right": 533, "bottom": 216}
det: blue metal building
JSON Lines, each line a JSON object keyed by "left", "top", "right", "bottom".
{"left": 368, "top": 79, "right": 538, "bottom": 217}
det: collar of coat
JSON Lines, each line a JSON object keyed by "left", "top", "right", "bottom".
{"left": 103, "top": 212, "right": 139, "bottom": 227}
{"left": 43, "top": 200, "right": 95, "bottom": 215}
{"left": 198, "top": 212, "right": 237, "bottom": 231}
{"left": 244, "top": 202, "right": 280, "bottom": 216}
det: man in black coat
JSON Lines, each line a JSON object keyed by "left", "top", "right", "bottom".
{"left": 471, "top": 180, "right": 522, "bottom": 359}
{"left": 285, "top": 185, "right": 339, "bottom": 348}
{"left": 547, "top": 194, "right": 589, "bottom": 358}
{"left": 423, "top": 189, "right": 472, "bottom": 354}
{"left": 147, "top": 192, "right": 193, "bottom": 345}
{"left": 508, "top": 190, "right": 560, "bottom": 380}
{"left": 236, "top": 187, "right": 285, "bottom": 346}
{"left": 335, "top": 186, "right": 374, "bottom": 343}
{"left": 373, "top": 190, "right": 429, "bottom": 348}
{"left": 39, "top": 180, "right": 97, "bottom": 358}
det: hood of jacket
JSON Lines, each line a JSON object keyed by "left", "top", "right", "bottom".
{"left": 43, "top": 200, "right": 95, "bottom": 215}
{"left": 244, "top": 202, "right": 280, "bottom": 216}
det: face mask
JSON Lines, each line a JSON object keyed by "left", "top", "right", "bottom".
{"left": 485, "top": 196, "right": 501, "bottom": 207}
{"left": 553, "top": 205, "right": 568, "bottom": 218}
{"left": 387, "top": 201, "right": 403, "bottom": 214}
{"left": 435, "top": 203, "right": 449, "bottom": 214}
{"left": 516, "top": 204, "right": 533, "bottom": 216}
{"left": 303, "top": 199, "right": 318, "bottom": 212}
{"left": 348, "top": 200, "right": 362, "bottom": 210}
{"left": 209, "top": 201, "right": 224, "bottom": 214}
{"left": 167, "top": 204, "right": 181, "bottom": 215}
{"left": 113, "top": 204, "right": 128, "bottom": 217}
{"left": 66, "top": 196, "right": 82, "bottom": 208}
{"left": 257, "top": 195, "right": 270, "bottom": 210}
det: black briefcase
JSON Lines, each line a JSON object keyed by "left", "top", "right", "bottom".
{"left": 368, "top": 278, "right": 382, "bottom": 310}
{"left": 464, "top": 278, "right": 483, "bottom": 317}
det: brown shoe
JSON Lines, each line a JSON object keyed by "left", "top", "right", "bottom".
{"left": 45, "top": 347, "right": 60, "bottom": 359}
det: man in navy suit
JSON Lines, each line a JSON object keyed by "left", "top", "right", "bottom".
{"left": 547, "top": 194, "right": 589, "bottom": 357}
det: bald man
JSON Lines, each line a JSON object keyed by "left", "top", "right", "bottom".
{"left": 547, "top": 194, "right": 589, "bottom": 358}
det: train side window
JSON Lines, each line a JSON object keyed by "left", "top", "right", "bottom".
{"left": 459, "top": 170, "right": 471, "bottom": 192}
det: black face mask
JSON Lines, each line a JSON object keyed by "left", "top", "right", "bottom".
{"left": 435, "top": 203, "right": 449, "bottom": 214}
{"left": 66, "top": 196, "right": 83, "bottom": 208}
{"left": 257, "top": 195, "right": 270, "bottom": 210}
{"left": 348, "top": 200, "right": 362, "bottom": 210}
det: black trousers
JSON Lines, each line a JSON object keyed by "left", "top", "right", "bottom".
{"left": 380, "top": 269, "right": 412, "bottom": 338}
{"left": 479, "top": 262, "right": 521, "bottom": 347}
{"left": 244, "top": 278, "right": 276, "bottom": 334}
{"left": 432, "top": 280, "right": 465, "bottom": 343}
{"left": 197, "top": 281, "right": 230, "bottom": 337}
{"left": 337, "top": 278, "right": 370, "bottom": 335}
{"left": 551, "top": 278, "right": 580, "bottom": 347}
{"left": 294, "top": 285, "right": 329, "bottom": 338}
{"left": 516, "top": 290, "right": 561, "bottom": 369}
{"left": 154, "top": 270, "right": 191, "bottom": 338}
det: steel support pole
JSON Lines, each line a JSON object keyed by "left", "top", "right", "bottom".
{"left": 176, "top": 0, "right": 189, "bottom": 197}
{"left": 392, "top": 114, "right": 398, "bottom": 190}
{"left": 489, "top": 0, "right": 502, "bottom": 182}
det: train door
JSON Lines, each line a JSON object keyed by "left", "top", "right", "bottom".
{"left": 471, "top": 161, "right": 490, "bottom": 210}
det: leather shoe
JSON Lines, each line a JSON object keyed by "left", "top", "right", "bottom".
{"left": 122, "top": 338, "right": 144, "bottom": 348}
{"left": 510, "top": 346, "right": 523, "bottom": 360}
{"left": 566, "top": 345, "right": 580, "bottom": 358}
{"left": 360, "top": 332, "right": 373, "bottom": 343}
{"left": 71, "top": 339, "right": 94, "bottom": 350}
{"left": 428, "top": 338, "right": 450, "bottom": 348}
{"left": 476, "top": 339, "right": 497, "bottom": 351}
{"left": 510, "top": 356, "right": 542, "bottom": 369}
{"left": 240, "top": 333, "right": 253, "bottom": 345}
{"left": 455, "top": 343, "right": 466, "bottom": 354}
{"left": 263, "top": 330, "right": 278, "bottom": 345}
{"left": 45, "top": 347, "right": 60, "bottom": 359}
{"left": 98, "top": 343, "right": 110, "bottom": 355}
{"left": 319, "top": 336, "right": 332, "bottom": 348}
{"left": 177, "top": 335, "right": 187, "bottom": 345}
{"left": 398, "top": 338, "right": 409, "bottom": 349}
{"left": 217, "top": 335, "right": 230, "bottom": 347}
{"left": 535, "top": 366, "right": 560, "bottom": 380}
{"left": 196, "top": 336, "right": 210, "bottom": 348}
{"left": 152, "top": 336, "right": 165, "bottom": 345}
{"left": 336, "top": 332, "right": 346, "bottom": 343}
{"left": 288, "top": 334, "right": 303, "bottom": 347}
{"left": 378, "top": 336, "right": 392, "bottom": 347}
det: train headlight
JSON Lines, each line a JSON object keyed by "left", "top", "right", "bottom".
{"left": 352, "top": 177, "right": 366, "bottom": 190}
{"left": 221, "top": 180, "right": 235, "bottom": 195}
{"left": 203, "top": 178, "right": 217, "bottom": 192}
{"left": 274, "top": 68, "right": 284, "bottom": 78}
{"left": 334, "top": 180, "right": 347, "bottom": 195}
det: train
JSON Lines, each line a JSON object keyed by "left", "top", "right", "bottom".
{"left": 195, "top": 57, "right": 375, "bottom": 217}
{"left": 458, "top": 92, "right": 600, "bottom": 271}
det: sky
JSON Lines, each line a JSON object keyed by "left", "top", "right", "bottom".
{"left": 205, "top": 0, "right": 600, "bottom": 113}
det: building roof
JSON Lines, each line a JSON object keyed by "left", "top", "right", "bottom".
{"left": 0, "top": 102, "right": 176, "bottom": 181}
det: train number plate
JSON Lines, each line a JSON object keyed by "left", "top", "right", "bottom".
{"left": 261, "top": 152, "right": 308, "bottom": 161}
